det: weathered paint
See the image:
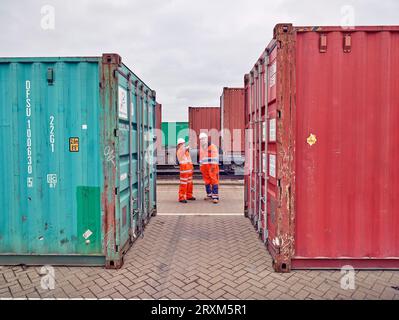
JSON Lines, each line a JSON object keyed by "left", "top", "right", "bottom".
{"left": 245, "top": 24, "right": 399, "bottom": 272}
{"left": 0, "top": 54, "right": 157, "bottom": 268}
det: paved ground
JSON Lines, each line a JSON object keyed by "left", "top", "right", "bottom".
{"left": 157, "top": 182, "right": 243, "bottom": 215}
{"left": 1, "top": 184, "right": 399, "bottom": 300}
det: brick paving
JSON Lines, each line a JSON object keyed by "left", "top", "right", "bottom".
{"left": 0, "top": 184, "right": 399, "bottom": 300}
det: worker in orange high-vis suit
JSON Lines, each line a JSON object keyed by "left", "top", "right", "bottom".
{"left": 176, "top": 138, "right": 196, "bottom": 203}
{"left": 199, "top": 133, "right": 220, "bottom": 204}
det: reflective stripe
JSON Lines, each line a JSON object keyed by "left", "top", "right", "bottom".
{"left": 179, "top": 160, "right": 190, "bottom": 164}
{"left": 180, "top": 182, "right": 188, "bottom": 185}
{"left": 200, "top": 157, "right": 219, "bottom": 162}
{"left": 200, "top": 162, "right": 219, "bottom": 165}
{"left": 180, "top": 170, "right": 192, "bottom": 174}
{"left": 180, "top": 178, "right": 189, "bottom": 181}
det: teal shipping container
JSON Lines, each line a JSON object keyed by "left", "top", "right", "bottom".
{"left": 161, "top": 122, "right": 189, "bottom": 147}
{"left": 0, "top": 54, "right": 157, "bottom": 268}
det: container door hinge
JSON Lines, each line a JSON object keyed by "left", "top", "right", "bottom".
{"left": 115, "top": 188, "right": 118, "bottom": 195}
{"left": 114, "top": 129, "right": 119, "bottom": 137}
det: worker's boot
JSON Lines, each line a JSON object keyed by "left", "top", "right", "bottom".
{"left": 179, "top": 200, "right": 188, "bottom": 203}
{"left": 188, "top": 197, "right": 196, "bottom": 201}
{"left": 212, "top": 199, "right": 219, "bottom": 204}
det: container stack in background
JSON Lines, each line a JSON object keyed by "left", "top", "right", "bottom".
{"left": 244, "top": 24, "right": 399, "bottom": 272}
{"left": 220, "top": 88, "right": 246, "bottom": 174}
{"left": 160, "top": 122, "right": 189, "bottom": 165}
{"left": 0, "top": 53, "right": 157, "bottom": 269}
{"left": 155, "top": 103, "right": 163, "bottom": 163}
{"left": 188, "top": 107, "right": 220, "bottom": 149}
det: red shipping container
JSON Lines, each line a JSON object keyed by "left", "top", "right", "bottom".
{"left": 220, "top": 88, "right": 245, "bottom": 155}
{"left": 188, "top": 107, "right": 221, "bottom": 149}
{"left": 245, "top": 24, "right": 399, "bottom": 272}
{"left": 155, "top": 103, "right": 162, "bottom": 152}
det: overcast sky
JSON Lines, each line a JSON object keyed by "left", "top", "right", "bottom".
{"left": 1, "top": 0, "right": 398, "bottom": 121}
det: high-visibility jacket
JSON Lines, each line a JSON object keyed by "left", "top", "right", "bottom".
{"left": 177, "top": 145, "right": 193, "bottom": 169}
{"left": 199, "top": 143, "right": 219, "bottom": 166}
{"left": 176, "top": 145, "right": 194, "bottom": 201}
{"left": 199, "top": 143, "right": 220, "bottom": 200}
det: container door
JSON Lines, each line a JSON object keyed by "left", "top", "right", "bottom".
{"left": 260, "top": 57, "right": 268, "bottom": 243}
{"left": 116, "top": 78, "right": 133, "bottom": 249}
{"left": 143, "top": 91, "right": 150, "bottom": 221}
{"left": 266, "top": 46, "right": 278, "bottom": 248}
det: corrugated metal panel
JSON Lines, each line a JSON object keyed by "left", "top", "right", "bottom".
{"left": 220, "top": 88, "right": 245, "bottom": 154}
{"left": 243, "top": 55, "right": 267, "bottom": 242}
{"left": 0, "top": 54, "right": 157, "bottom": 268}
{"left": 293, "top": 27, "right": 399, "bottom": 265}
{"left": 188, "top": 107, "right": 221, "bottom": 149}
{"left": 245, "top": 24, "right": 399, "bottom": 272}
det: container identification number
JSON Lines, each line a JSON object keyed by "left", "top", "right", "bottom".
{"left": 26, "top": 80, "right": 33, "bottom": 188}
{"left": 49, "top": 115, "right": 55, "bottom": 152}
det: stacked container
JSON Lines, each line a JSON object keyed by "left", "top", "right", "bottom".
{"left": 188, "top": 107, "right": 221, "bottom": 150}
{"left": 160, "top": 122, "right": 189, "bottom": 165}
{"left": 220, "top": 88, "right": 246, "bottom": 173}
{"left": 0, "top": 54, "right": 157, "bottom": 268}
{"left": 245, "top": 24, "right": 399, "bottom": 272}
{"left": 155, "top": 103, "right": 162, "bottom": 156}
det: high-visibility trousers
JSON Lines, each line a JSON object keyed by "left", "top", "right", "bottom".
{"left": 179, "top": 164, "right": 194, "bottom": 201}
{"left": 200, "top": 164, "right": 219, "bottom": 200}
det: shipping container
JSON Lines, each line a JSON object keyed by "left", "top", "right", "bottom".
{"left": 220, "top": 88, "right": 245, "bottom": 154}
{"left": 0, "top": 53, "right": 157, "bottom": 268}
{"left": 155, "top": 103, "right": 162, "bottom": 152}
{"left": 157, "top": 122, "right": 189, "bottom": 165}
{"left": 245, "top": 24, "right": 399, "bottom": 272}
{"left": 220, "top": 88, "right": 245, "bottom": 174}
{"left": 188, "top": 107, "right": 221, "bottom": 150}
{"left": 161, "top": 122, "right": 189, "bottom": 147}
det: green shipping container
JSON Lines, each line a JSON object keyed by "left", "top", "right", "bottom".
{"left": 0, "top": 54, "right": 157, "bottom": 268}
{"left": 161, "top": 122, "right": 189, "bottom": 147}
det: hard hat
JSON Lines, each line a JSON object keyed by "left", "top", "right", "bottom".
{"left": 177, "top": 138, "right": 185, "bottom": 145}
{"left": 199, "top": 132, "right": 208, "bottom": 140}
